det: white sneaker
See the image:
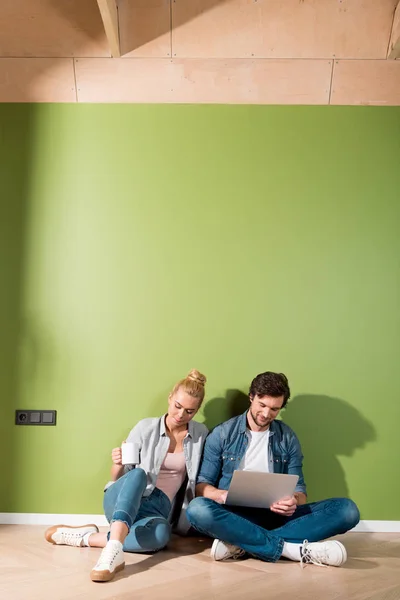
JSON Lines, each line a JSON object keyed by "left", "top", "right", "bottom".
{"left": 210, "top": 539, "right": 246, "bottom": 561}
{"left": 90, "top": 541, "right": 125, "bottom": 582}
{"left": 300, "top": 539, "right": 347, "bottom": 568}
{"left": 45, "top": 524, "right": 99, "bottom": 547}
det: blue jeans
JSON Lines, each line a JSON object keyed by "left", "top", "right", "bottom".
{"left": 103, "top": 468, "right": 172, "bottom": 553}
{"left": 186, "top": 497, "right": 360, "bottom": 562}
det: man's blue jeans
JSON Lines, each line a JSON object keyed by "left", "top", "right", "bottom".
{"left": 104, "top": 468, "right": 172, "bottom": 553}
{"left": 186, "top": 497, "right": 360, "bottom": 562}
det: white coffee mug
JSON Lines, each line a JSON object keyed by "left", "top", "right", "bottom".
{"left": 121, "top": 442, "right": 140, "bottom": 466}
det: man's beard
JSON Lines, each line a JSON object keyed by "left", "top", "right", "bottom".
{"left": 250, "top": 407, "right": 270, "bottom": 428}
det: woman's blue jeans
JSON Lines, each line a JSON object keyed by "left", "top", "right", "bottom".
{"left": 103, "top": 468, "right": 172, "bottom": 553}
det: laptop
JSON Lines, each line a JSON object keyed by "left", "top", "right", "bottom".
{"left": 226, "top": 471, "right": 299, "bottom": 509}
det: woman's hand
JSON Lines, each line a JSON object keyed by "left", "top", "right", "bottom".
{"left": 111, "top": 445, "right": 123, "bottom": 466}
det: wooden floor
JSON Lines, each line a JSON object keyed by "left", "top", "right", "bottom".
{"left": 0, "top": 526, "right": 399, "bottom": 600}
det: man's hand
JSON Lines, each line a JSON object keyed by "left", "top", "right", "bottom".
{"left": 195, "top": 483, "right": 228, "bottom": 504}
{"left": 270, "top": 495, "right": 297, "bottom": 517}
{"left": 217, "top": 490, "right": 228, "bottom": 504}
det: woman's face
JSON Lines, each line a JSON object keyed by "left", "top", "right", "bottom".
{"left": 167, "top": 387, "right": 201, "bottom": 427}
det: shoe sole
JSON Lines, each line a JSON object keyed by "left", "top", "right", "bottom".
{"left": 45, "top": 524, "right": 99, "bottom": 544}
{"left": 210, "top": 539, "right": 220, "bottom": 561}
{"left": 210, "top": 539, "right": 245, "bottom": 562}
{"left": 332, "top": 541, "right": 347, "bottom": 566}
{"left": 90, "top": 562, "right": 125, "bottom": 582}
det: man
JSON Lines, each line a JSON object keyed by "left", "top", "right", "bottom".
{"left": 187, "top": 372, "right": 360, "bottom": 567}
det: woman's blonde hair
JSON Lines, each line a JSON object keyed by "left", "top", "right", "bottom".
{"left": 170, "top": 369, "right": 207, "bottom": 405}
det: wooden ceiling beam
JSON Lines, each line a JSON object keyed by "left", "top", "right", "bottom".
{"left": 96, "top": 0, "right": 121, "bottom": 58}
{"left": 388, "top": 1, "right": 400, "bottom": 59}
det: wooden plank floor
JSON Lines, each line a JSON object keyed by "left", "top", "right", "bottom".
{"left": 0, "top": 526, "right": 399, "bottom": 600}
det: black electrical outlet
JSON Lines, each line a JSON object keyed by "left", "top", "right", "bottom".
{"left": 15, "top": 410, "right": 57, "bottom": 426}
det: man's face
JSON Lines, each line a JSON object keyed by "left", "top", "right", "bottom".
{"left": 249, "top": 394, "right": 285, "bottom": 429}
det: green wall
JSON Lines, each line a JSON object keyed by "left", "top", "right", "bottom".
{"left": 1, "top": 104, "right": 399, "bottom": 519}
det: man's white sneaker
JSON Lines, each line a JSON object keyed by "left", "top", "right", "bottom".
{"left": 300, "top": 540, "right": 347, "bottom": 568}
{"left": 90, "top": 541, "right": 125, "bottom": 582}
{"left": 45, "top": 524, "right": 99, "bottom": 547}
{"left": 211, "top": 539, "right": 246, "bottom": 561}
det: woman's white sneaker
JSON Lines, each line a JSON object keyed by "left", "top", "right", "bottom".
{"left": 45, "top": 524, "right": 99, "bottom": 547}
{"left": 211, "top": 539, "right": 246, "bottom": 561}
{"left": 300, "top": 540, "right": 347, "bottom": 568}
{"left": 90, "top": 540, "right": 125, "bottom": 582}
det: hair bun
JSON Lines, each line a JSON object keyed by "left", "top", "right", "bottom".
{"left": 187, "top": 369, "right": 207, "bottom": 386}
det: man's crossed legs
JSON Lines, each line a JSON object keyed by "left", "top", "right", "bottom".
{"left": 187, "top": 496, "right": 360, "bottom": 567}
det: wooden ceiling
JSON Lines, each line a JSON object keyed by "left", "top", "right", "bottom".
{"left": 0, "top": 0, "right": 399, "bottom": 104}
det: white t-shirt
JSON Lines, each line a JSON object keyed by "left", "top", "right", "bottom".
{"left": 238, "top": 429, "right": 270, "bottom": 473}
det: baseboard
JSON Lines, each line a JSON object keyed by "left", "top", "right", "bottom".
{"left": 351, "top": 521, "right": 400, "bottom": 533}
{"left": 0, "top": 513, "right": 108, "bottom": 527}
{"left": 0, "top": 513, "right": 399, "bottom": 532}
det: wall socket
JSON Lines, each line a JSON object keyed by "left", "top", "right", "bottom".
{"left": 15, "top": 410, "right": 57, "bottom": 426}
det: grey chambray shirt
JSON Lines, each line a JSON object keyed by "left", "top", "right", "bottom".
{"left": 105, "top": 415, "right": 208, "bottom": 535}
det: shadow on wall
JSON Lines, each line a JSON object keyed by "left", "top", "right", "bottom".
{"left": 203, "top": 389, "right": 249, "bottom": 430}
{"left": 0, "top": 104, "right": 35, "bottom": 510}
{"left": 283, "top": 394, "right": 376, "bottom": 501}
{"left": 202, "top": 390, "right": 376, "bottom": 504}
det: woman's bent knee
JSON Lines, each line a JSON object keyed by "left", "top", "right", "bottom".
{"left": 126, "top": 518, "right": 171, "bottom": 552}
{"left": 121, "top": 467, "right": 147, "bottom": 494}
{"left": 153, "top": 521, "right": 171, "bottom": 549}
{"left": 125, "top": 467, "right": 147, "bottom": 485}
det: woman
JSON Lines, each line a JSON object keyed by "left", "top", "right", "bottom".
{"left": 45, "top": 369, "right": 208, "bottom": 582}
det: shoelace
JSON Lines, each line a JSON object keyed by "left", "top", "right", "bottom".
{"left": 225, "top": 544, "right": 245, "bottom": 561}
{"left": 95, "top": 545, "right": 121, "bottom": 570}
{"left": 300, "top": 540, "right": 329, "bottom": 569}
{"left": 231, "top": 549, "right": 245, "bottom": 560}
{"left": 58, "top": 531, "right": 85, "bottom": 547}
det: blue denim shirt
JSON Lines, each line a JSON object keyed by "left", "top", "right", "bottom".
{"left": 196, "top": 411, "right": 307, "bottom": 495}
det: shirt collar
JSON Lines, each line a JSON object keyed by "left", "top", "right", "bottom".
{"left": 240, "top": 410, "right": 275, "bottom": 436}
{"left": 160, "top": 414, "right": 193, "bottom": 437}
{"left": 239, "top": 411, "right": 248, "bottom": 433}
